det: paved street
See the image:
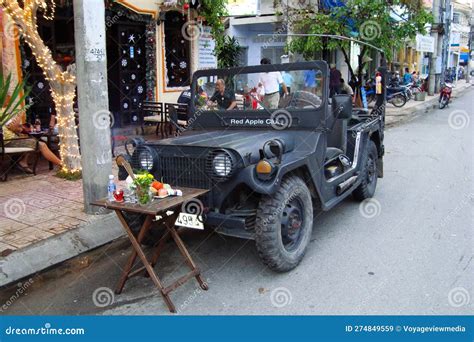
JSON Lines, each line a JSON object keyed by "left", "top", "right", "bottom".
{"left": 1, "top": 88, "right": 472, "bottom": 316}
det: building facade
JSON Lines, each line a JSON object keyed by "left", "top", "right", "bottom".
{"left": 1, "top": 0, "right": 215, "bottom": 128}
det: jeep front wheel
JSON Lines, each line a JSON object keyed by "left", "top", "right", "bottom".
{"left": 255, "top": 176, "right": 313, "bottom": 272}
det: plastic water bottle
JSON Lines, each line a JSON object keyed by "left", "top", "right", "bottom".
{"left": 108, "top": 175, "right": 116, "bottom": 201}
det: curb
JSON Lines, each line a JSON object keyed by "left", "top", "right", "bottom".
{"left": 0, "top": 214, "right": 124, "bottom": 287}
{"left": 385, "top": 84, "right": 472, "bottom": 128}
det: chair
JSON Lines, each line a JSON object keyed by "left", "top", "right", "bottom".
{"left": 0, "top": 128, "right": 39, "bottom": 181}
{"left": 165, "top": 103, "right": 188, "bottom": 138}
{"left": 141, "top": 101, "right": 165, "bottom": 136}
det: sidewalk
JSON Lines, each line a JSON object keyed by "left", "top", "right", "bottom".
{"left": 385, "top": 81, "right": 472, "bottom": 127}
{"left": 0, "top": 150, "right": 133, "bottom": 287}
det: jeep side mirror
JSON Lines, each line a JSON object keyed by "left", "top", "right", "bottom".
{"left": 332, "top": 94, "right": 353, "bottom": 120}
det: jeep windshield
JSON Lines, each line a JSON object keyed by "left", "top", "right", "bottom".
{"left": 189, "top": 61, "right": 329, "bottom": 130}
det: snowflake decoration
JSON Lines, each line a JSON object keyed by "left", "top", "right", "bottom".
{"left": 131, "top": 74, "right": 136, "bottom": 80}
{"left": 128, "top": 34, "right": 136, "bottom": 43}
{"left": 123, "top": 102, "right": 129, "bottom": 109}
{"left": 132, "top": 115, "right": 138, "bottom": 122}
{"left": 137, "top": 86, "right": 144, "bottom": 94}
{"left": 37, "top": 82, "right": 44, "bottom": 89}
{"left": 23, "top": 60, "right": 30, "bottom": 68}
{"left": 121, "top": 59, "right": 128, "bottom": 67}
{"left": 179, "top": 61, "right": 187, "bottom": 69}
{"left": 137, "top": 48, "right": 142, "bottom": 55}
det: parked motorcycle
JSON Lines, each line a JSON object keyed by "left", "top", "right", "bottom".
{"left": 365, "top": 79, "right": 407, "bottom": 107}
{"left": 439, "top": 82, "right": 453, "bottom": 109}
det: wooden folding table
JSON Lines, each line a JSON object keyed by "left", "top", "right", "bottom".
{"left": 91, "top": 187, "right": 209, "bottom": 313}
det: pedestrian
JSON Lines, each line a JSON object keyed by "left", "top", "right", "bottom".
{"left": 340, "top": 78, "right": 354, "bottom": 97}
{"left": 258, "top": 58, "right": 289, "bottom": 109}
{"left": 304, "top": 69, "right": 317, "bottom": 94}
{"left": 403, "top": 67, "right": 413, "bottom": 85}
{"left": 329, "top": 63, "right": 342, "bottom": 97}
{"left": 207, "top": 79, "right": 237, "bottom": 110}
{"left": 3, "top": 115, "right": 62, "bottom": 173}
{"left": 281, "top": 71, "right": 293, "bottom": 95}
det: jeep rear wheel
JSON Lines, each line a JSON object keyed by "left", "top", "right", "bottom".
{"left": 255, "top": 176, "right": 313, "bottom": 272}
{"left": 353, "top": 140, "right": 378, "bottom": 201}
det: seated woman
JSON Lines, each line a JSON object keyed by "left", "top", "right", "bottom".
{"left": 3, "top": 115, "right": 62, "bottom": 173}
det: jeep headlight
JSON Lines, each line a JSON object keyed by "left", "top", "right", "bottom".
{"left": 138, "top": 149, "right": 155, "bottom": 171}
{"left": 212, "top": 152, "right": 233, "bottom": 177}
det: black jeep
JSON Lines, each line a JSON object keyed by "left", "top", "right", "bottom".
{"left": 124, "top": 61, "right": 386, "bottom": 272}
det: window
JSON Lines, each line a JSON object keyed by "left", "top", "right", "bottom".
{"left": 452, "top": 12, "right": 460, "bottom": 24}
{"left": 261, "top": 46, "right": 286, "bottom": 65}
{"left": 164, "top": 11, "right": 191, "bottom": 88}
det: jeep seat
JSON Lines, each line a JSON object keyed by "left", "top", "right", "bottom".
{"left": 325, "top": 107, "right": 348, "bottom": 160}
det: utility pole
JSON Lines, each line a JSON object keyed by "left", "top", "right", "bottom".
{"left": 429, "top": 0, "right": 442, "bottom": 95}
{"left": 73, "top": 0, "right": 112, "bottom": 214}
{"left": 466, "top": 13, "right": 473, "bottom": 83}
{"left": 442, "top": 0, "right": 452, "bottom": 81}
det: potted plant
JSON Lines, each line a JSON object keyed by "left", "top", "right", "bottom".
{"left": 0, "top": 72, "right": 31, "bottom": 128}
{"left": 133, "top": 171, "right": 154, "bottom": 205}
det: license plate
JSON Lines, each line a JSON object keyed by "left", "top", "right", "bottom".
{"left": 175, "top": 212, "right": 204, "bottom": 230}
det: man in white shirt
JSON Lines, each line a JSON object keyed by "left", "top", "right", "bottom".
{"left": 258, "top": 58, "right": 289, "bottom": 109}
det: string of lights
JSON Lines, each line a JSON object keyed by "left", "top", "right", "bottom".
{"left": 2, "top": 0, "right": 82, "bottom": 173}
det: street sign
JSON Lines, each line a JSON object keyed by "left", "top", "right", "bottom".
{"left": 416, "top": 34, "right": 435, "bottom": 53}
{"left": 198, "top": 26, "right": 217, "bottom": 69}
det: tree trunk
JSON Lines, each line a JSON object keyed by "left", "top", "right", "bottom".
{"left": 50, "top": 82, "right": 81, "bottom": 171}
{"left": 2, "top": 1, "right": 82, "bottom": 173}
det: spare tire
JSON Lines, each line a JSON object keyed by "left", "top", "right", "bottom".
{"left": 279, "top": 90, "right": 322, "bottom": 109}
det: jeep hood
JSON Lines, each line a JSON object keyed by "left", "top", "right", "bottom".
{"left": 151, "top": 130, "right": 298, "bottom": 163}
